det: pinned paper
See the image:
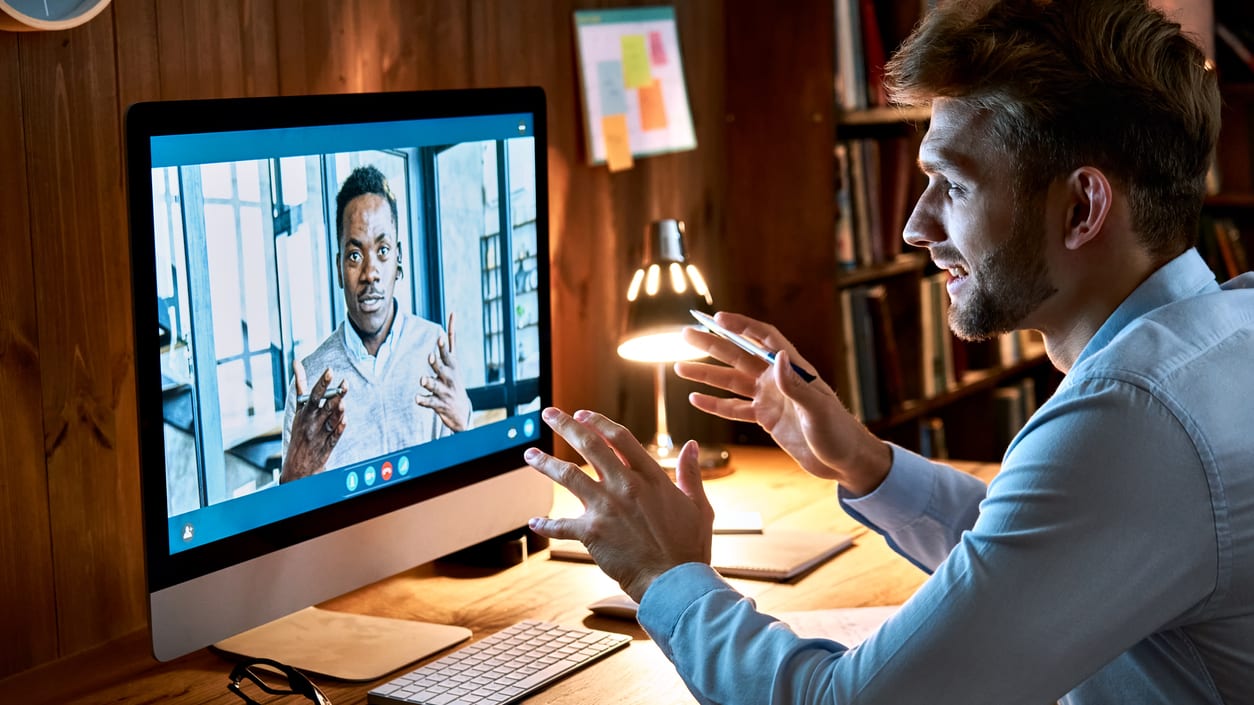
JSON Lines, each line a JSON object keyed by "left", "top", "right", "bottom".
{"left": 649, "top": 31, "right": 668, "bottom": 65}
{"left": 639, "top": 79, "right": 668, "bottom": 131}
{"left": 602, "top": 114, "right": 634, "bottom": 172}
{"left": 597, "top": 61, "right": 629, "bottom": 116}
{"left": 620, "top": 34, "right": 653, "bottom": 88}
{"left": 574, "top": 7, "right": 696, "bottom": 166}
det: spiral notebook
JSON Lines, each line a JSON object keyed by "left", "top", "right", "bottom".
{"left": 549, "top": 529, "right": 854, "bottom": 581}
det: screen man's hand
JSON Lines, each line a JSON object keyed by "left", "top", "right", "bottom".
{"left": 281, "top": 361, "right": 347, "bottom": 484}
{"left": 416, "top": 312, "right": 473, "bottom": 431}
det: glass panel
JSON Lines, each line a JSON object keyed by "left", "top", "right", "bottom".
{"left": 508, "top": 138, "right": 540, "bottom": 381}
{"left": 436, "top": 141, "right": 497, "bottom": 387}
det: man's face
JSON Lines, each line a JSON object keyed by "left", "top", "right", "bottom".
{"left": 903, "top": 99, "right": 1057, "bottom": 341}
{"left": 338, "top": 193, "right": 400, "bottom": 343}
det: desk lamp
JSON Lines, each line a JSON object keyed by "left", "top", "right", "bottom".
{"left": 617, "top": 219, "right": 731, "bottom": 475}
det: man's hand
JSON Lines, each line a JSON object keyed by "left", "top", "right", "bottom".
{"left": 525, "top": 407, "right": 714, "bottom": 602}
{"left": 281, "top": 361, "right": 347, "bottom": 484}
{"left": 675, "top": 311, "right": 890, "bottom": 496}
{"left": 416, "top": 312, "right": 473, "bottom": 431}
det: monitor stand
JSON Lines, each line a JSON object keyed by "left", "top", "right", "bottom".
{"left": 213, "top": 606, "right": 471, "bottom": 681}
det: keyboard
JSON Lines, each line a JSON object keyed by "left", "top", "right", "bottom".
{"left": 367, "top": 620, "right": 632, "bottom": 705}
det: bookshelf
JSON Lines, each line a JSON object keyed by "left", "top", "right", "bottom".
{"left": 1203, "top": 4, "right": 1254, "bottom": 283}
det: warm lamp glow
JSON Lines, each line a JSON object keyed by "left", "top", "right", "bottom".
{"left": 669, "top": 262, "right": 687, "bottom": 293}
{"left": 617, "top": 332, "right": 706, "bottom": 363}
{"left": 626, "top": 269, "right": 644, "bottom": 302}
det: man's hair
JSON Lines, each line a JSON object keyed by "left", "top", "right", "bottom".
{"left": 335, "top": 164, "right": 399, "bottom": 247}
{"left": 884, "top": 0, "right": 1220, "bottom": 260}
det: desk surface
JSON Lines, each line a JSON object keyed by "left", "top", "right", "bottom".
{"left": 6, "top": 446, "right": 997, "bottom": 705}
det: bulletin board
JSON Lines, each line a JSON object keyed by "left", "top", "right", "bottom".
{"left": 574, "top": 6, "right": 698, "bottom": 171}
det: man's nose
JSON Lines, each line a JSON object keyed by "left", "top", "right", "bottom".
{"left": 902, "top": 195, "right": 945, "bottom": 249}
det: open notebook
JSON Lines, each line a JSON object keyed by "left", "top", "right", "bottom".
{"left": 550, "top": 529, "right": 854, "bottom": 581}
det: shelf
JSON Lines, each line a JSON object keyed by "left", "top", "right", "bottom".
{"left": 1205, "top": 193, "right": 1254, "bottom": 209}
{"left": 837, "top": 105, "right": 931, "bottom": 125}
{"left": 833, "top": 253, "right": 929, "bottom": 288}
{"left": 866, "top": 343, "right": 1050, "bottom": 432}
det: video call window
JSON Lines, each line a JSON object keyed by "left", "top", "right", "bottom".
{"left": 155, "top": 138, "right": 540, "bottom": 517}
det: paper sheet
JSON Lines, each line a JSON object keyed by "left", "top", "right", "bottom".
{"left": 773, "top": 605, "right": 902, "bottom": 647}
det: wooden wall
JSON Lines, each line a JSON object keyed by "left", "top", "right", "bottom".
{"left": 0, "top": 0, "right": 744, "bottom": 677}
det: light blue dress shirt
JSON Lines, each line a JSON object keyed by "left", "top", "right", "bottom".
{"left": 638, "top": 249, "right": 1254, "bottom": 704}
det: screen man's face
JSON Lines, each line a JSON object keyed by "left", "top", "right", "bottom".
{"left": 338, "top": 193, "right": 400, "bottom": 348}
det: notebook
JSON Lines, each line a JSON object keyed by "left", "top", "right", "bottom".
{"left": 549, "top": 529, "right": 854, "bottom": 581}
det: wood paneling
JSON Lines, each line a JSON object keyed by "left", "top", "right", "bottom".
{"left": 276, "top": 0, "right": 471, "bottom": 95}
{"left": 19, "top": 10, "right": 147, "bottom": 657}
{"left": 0, "top": 31, "right": 59, "bottom": 675}
{"left": 0, "top": 0, "right": 732, "bottom": 679}
{"left": 723, "top": 0, "right": 838, "bottom": 379}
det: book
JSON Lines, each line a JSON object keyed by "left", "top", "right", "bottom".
{"left": 992, "top": 385, "right": 1026, "bottom": 453}
{"left": 858, "top": 0, "right": 889, "bottom": 106}
{"left": 834, "top": 143, "right": 858, "bottom": 270}
{"left": 834, "top": 0, "right": 866, "bottom": 111}
{"left": 549, "top": 529, "right": 855, "bottom": 582}
{"left": 918, "top": 273, "right": 937, "bottom": 398}
{"left": 918, "top": 416, "right": 948, "bottom": 460}
{"left": 839, "top": 287, "right": 865, "bottom": 419}
{"left": 847, "top": 140, "right": 874, "bottom": 266}
{"left": 849, "top": 285, "right": 882, "bottom": 421}
{"left": 865, "top": 284, "right": 904, "bottom": 411}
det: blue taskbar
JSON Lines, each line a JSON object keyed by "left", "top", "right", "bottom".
{"left": 167, "top": 411, "right": 541, "bottom": 554}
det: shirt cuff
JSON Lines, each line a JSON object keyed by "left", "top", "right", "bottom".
{"left": 838, "top": 443, "right": 936, "bottom": 533}
{"left": 637, "top": 563, "right": 732, "bottom": 654}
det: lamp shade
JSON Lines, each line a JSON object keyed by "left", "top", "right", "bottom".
{"left": 617, "top": 219, "right": 714, "bottom": 363}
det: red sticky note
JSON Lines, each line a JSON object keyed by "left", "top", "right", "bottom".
{"left": 649, "top": 31, "right": 668, "bottom": 65}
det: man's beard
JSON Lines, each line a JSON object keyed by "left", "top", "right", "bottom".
{"left": 949, "top": 208, "right": 1056, "bottom": 341}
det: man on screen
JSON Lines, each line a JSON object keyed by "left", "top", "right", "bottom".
{"left": 280, "top": 165, "right": 472, "bottom": 483}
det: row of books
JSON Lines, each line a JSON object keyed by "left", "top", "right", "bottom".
{"left": 913, "top": 376, "right": 1038, "bottom": 461}
{"left": 1198, "top": 215, "right": 1251, "bottom": 281}
{"left": 835, "top": 137, "right": 919, "bottom": 269}
{"left": 840, "top": 272, "right": 1043, "bottom": 423}
{"left": 834, "top": 0, "right": 935, "bottom": 112}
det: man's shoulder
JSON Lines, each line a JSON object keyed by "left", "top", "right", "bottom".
{"left": 1074, "top": 286, "right": 1254, "bottom": 393}
{"left": 302, "top": 325, "right": 349, "bottom": 369}
{"left": 395, "top": 309, "right": 444, "bottom": 346}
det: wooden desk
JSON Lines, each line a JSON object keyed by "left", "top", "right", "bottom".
{"left": 4, "top": 446, "right": 997, "bottom": 705}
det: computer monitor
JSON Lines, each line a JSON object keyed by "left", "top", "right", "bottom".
{"left": 125, "top": 87, "right": 554, "bottom": 678}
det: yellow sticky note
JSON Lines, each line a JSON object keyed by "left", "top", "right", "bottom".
{"left": 620, "top": 34, "right": 652, "bottom": 89}
{"left": 602, "top": 114, "right": 634, "bottom": 172}
{"left": 639, "top": 79, "right": 668, "bottom": 131}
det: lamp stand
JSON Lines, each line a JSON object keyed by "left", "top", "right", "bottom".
{"left": 646, "top": 364, "right": 732, "bottom": 477}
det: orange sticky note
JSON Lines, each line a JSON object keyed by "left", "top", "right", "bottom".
{"left": 639, "top": 79, "right": 668, "bottom": 131}
{"left": 602, "top": 114, "right": 634, "bottom": 171}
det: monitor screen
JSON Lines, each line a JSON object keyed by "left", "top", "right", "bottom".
{"left": 126, "top": 87, "right": 554, "bottom": 665}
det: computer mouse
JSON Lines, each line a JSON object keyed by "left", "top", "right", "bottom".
{"left": 587, "top": 593, "right": 640, "bottom": 620}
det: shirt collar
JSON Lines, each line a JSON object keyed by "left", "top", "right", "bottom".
{"left": 342, "top": 300, "right": 404, "bottom": 363}
{"left": 1073, "top": 248, "right": 1219, "bottom": 368}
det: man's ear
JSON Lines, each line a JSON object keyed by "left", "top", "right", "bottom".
{"left": 1062, "top": 166, "right": 1113, "bottom": 251}
{"left": 397, "top": 242, "right": 404, "bottom": 281}
{"left": 336, "top": 252, "right": 344, "bottom": 288}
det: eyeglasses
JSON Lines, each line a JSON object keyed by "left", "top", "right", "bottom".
{"left": 228, "top": 658, "right": 332, "bottom": 705}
